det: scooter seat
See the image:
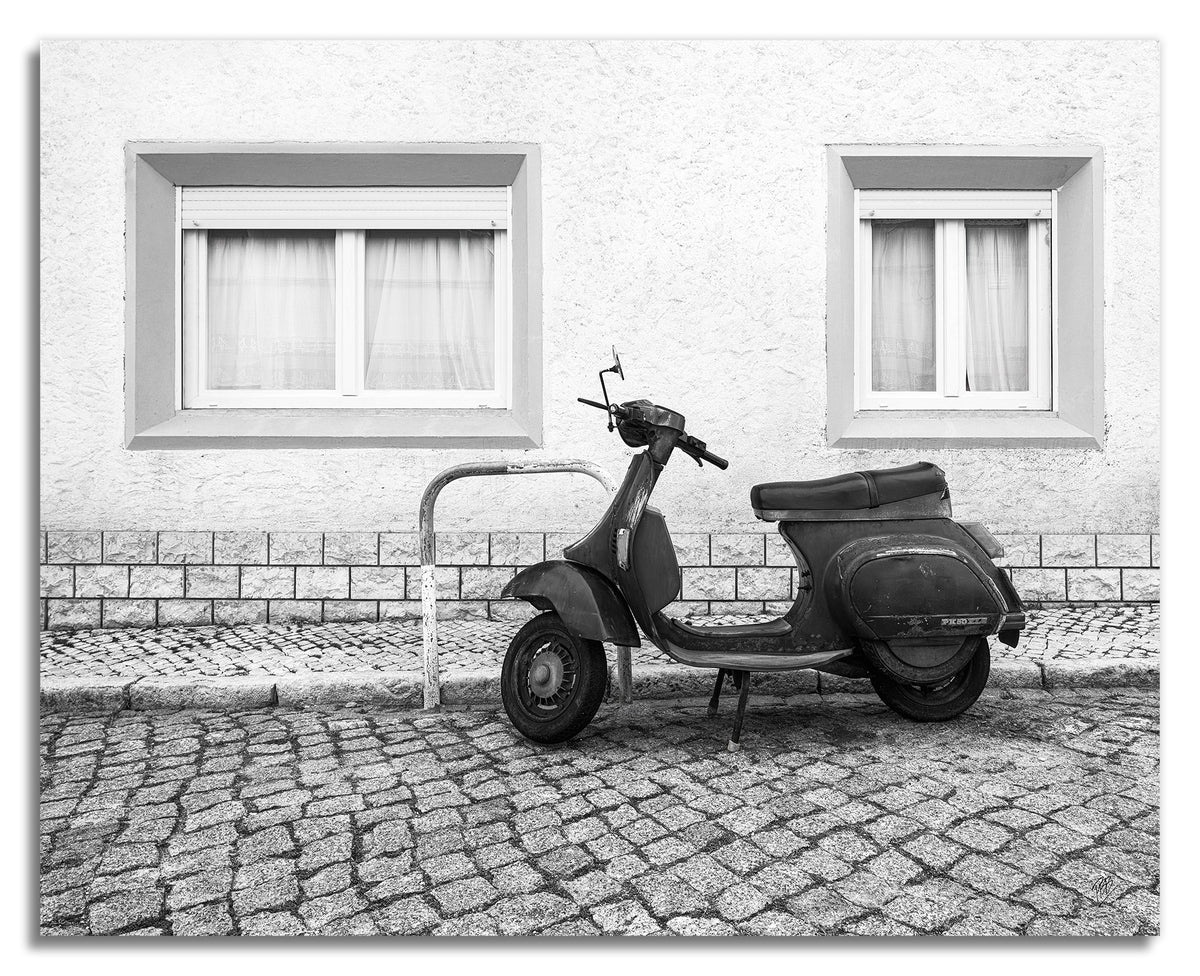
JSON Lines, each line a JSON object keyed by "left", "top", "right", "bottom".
{"left": 751, "top": 462, "right": 947, "bottom": 517}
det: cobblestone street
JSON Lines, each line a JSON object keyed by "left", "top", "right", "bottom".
{"left": 40, "top": 688, "right": 1159, "bottom": 937}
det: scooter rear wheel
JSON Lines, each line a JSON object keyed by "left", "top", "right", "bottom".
{"left": 870, "top": 639, "right": 991, "bottom": 722}
{"left": 501, "top": 612, "right": 608, "bottom": 745}
{"left": 862, "top": 635, "right": 984, "bottom": 685}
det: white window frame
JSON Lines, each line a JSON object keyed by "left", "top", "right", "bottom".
{"left": 853, "top": 189, "right": 1055, "bottom": 412}
{"left": 178, "top": 186, "right": 513, "bottom": 410}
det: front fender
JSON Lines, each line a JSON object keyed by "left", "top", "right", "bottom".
{"left": 502, "top": 560, "right": 640, "bottom": 646}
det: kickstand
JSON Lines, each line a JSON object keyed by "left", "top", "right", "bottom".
{"left": 727, "top": 670, "right": 752, "bottom": 753}
{"left": 707, "top": 669, "right": 727, "bottom": 718}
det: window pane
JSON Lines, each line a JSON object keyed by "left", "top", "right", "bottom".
{"left": 206, "top": 231, "right": 336, "bottom": 390}
{"left": 871, "top": 220, "right": 936, "bottom": 392}
{"left": 965, "top": 220, "right": 1030, "bottom": 392}
{"left": 364, "top": 231, "right": 496, "bottom": 391}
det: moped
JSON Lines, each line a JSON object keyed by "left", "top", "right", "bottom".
{"left": 500, "top": 351, "right": 1025, "bottom": 750}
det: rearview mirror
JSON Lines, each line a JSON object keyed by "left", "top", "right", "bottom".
{"left": 597, "top": 347, "right": 625, "bottom": 432}
{"left": 610, "top": 346, "right": 624, "bottom": 380}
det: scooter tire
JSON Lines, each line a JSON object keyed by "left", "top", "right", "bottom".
{"left": 501, "top": 612, "right": 608, "bottom": 745}
{"left": 861, "top": 635, "right": 983, "bottom": 685}
{"left": 870, "top": 639, "right": 991, "bottom": 722}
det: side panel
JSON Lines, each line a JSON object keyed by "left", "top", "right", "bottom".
{"left": 832, "top": 533, "right": 1009, "bottom": 640}
{"left": 780, "top": 517, "right": 1023, "bottom": 649}
{"left": 502, "top": 560, "right": 640, "bottom": 646}
{"left": 630, "top": 508, "right": 680, "bottom": 613}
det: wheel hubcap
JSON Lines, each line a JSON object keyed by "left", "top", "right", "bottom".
{"left": 529, "top": 651, "right": 564, "bottom": 698}
{"left": 518, "top": 638, "right": 578, "bottom": 713}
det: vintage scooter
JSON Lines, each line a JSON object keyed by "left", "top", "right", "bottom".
{"left": 500, "top": 351, "right": 1025, "bottom": 750}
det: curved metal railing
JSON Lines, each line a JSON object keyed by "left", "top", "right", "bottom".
{"left": 417, "top": 460, "right": 620, "bottom": 709}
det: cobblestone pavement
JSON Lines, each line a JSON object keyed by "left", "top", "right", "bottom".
{"left": 40, "top": 688, "right": 1158, "bottom": 937}
{"left": 41, "top": 605, "right": 1158, "bottom": 681}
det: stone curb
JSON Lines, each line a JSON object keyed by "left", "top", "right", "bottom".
{"left": 275, "top": 672, "right": 422, "bottom": 708}
{"left": 40, "top": 657, "right": 1158, "bottom": 713}
{"left": 1041, "top": 658, "right": 1159, "bottom": 689}
{"left": 39, "top": 676, "right": 136, "bottom": 713}
{"left": 128, "top": 675, "right": 277, "bottom": 711}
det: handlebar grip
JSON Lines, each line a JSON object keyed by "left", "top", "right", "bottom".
{"left": 696, "top": 447, "right": 729, "bottom": 470}
{"left": 577, "top": 397, "right": 608, "bottom": 411}
{"left": 682, "top": 435, "right": 729, "bottom": 470}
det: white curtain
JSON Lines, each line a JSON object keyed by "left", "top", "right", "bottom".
{"left": 364, "top": 231, "right": 495, "bottom": 390}
{"left": 871, "top": 220, "right": 936, "bottom": 392}
{"left": 965, "top": 221, "right": 1029, "bottom": 392}
{"left": 206, "top": 231, "right": 336, "bottom": 390}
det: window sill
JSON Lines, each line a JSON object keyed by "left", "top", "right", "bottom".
{"left": 828, "top": 411, "right": 1103, "bottom": 450}
{"left": 127, "top": 407, "right": 541, "bottom": 450}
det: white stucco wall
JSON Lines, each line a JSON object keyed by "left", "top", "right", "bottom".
{"left": 40, "top": 39, "right": 1160, "bottom": 535}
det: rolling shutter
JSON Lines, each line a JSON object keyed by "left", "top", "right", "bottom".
{"left": 179, "top": 186, "right": 510, "bottom": 230}
{"left": 858, "top": 189, "right": 1053, "bottom": 220}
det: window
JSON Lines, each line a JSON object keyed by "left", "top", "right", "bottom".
{"left": 825, "top": 146, "right": 1103, "bottom": 449}
{"left": 180, "top": 187, "right": 511, "bottom": 409}
{"left": 856, "top": 190, "right": 1053, "bottom": 411}
{"left": 124, "top": 144, "right": 541, "bottom": 449}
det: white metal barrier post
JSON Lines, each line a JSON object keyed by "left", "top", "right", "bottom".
{"left": 418, "top": 460, "right": 629, "bottom": 710}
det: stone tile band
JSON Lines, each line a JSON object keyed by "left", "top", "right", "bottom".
{"left": 39, "top": 531, "right": 1161, "bottom": 631}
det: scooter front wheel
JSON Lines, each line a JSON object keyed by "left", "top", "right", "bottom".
{"left": 501, "top": 611, "right": 608, "bottom": 745}
{"left": 870, "top": 639, "right": 991, "bottom": 722}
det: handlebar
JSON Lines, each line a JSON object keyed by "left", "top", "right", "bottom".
{"left": 578, "top": 397, "right": 629, "bottom": 419}
{"left": 578, "top": 397, "right": 727, "bottom": 469}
